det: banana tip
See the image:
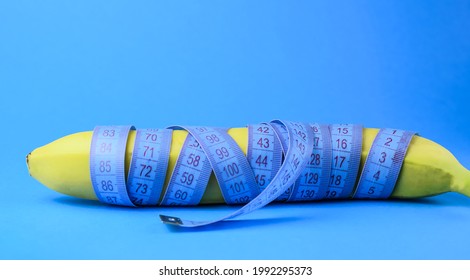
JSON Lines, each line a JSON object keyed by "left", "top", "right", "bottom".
{"left": 26, "top": 152, "right": 31, "bottom": 176}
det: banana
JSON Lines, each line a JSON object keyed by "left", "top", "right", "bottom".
{"left": 26, "top": 127, "right": 470, "bottom": 204}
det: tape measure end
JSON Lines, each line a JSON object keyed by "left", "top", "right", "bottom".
{"left": 159, "top": 215, "right": 183, "bottom": 226}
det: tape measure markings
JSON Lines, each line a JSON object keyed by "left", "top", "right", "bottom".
{"left": 313, "top": 124, "right": 334, "bottom": 200}
{"left": 271, "top": 122, "right": 289, "bottom": 153}
{"left": 127, "top": 129, "right": 172, "bottom": 206}
{"left": 325, "top": 124, "right": 363, "bottom": 199}
{"left": 247, "top": 123, "right": 282, "bottom": 193}
{"left": 269, "top": 122, "right": 293, "bottom": 201}
{"left": 353, "top": 128, "right": 415, "bottom": 199}
{"left": 289, "top": 123, "right": 333, "bottom": 201}
{"left": 160, "top": 133, "right": 211, "bottom": 206}
{"left": 90, "top": 125, "right": 135, "bottom": 207}
{"left": 172, "top": 126, "right": 259, "bottom": 205}
{"left": 208, "top": 128, "right": 259, "bottom": 202}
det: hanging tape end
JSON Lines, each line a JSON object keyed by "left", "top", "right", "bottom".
{"left": 159, "top": 215, "right": 183, "bottom": 226}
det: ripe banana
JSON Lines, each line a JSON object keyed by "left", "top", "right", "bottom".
{"left": 26, "top": 127, "right": 470, "bottom": 204}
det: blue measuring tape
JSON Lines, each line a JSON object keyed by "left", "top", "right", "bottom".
{"left": 288, "top": 123, "right": 332, "bottom": 201}
{"left": 160, "top": 133, "right": 212, "bottom": 206}
{"left": 179, "top": 126, "right": 259, "bottom": 205}
{"left": 89, "top": 121, "right": 414, "bottom": 227}
{"left": 90, "top": 126, "right": 136, "bottom": 206}
{"left": 269, "top": 122, "right": 293, "bottom": 202}
{"left": 247, "top": 123, "right": 282, "bottom": 193}
{"left": 127, "top": 129, "right": 172, "bottom": 206}
{"left": 353, "top": 128, "right": 415, "bottom": 199}
{"left": 324, "top": 124, "right": 363, "bottom": 199}
{"left": 159, "top": 120, "right": 313, "bottom": 227}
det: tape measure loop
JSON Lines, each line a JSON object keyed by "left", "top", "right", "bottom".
{"left": 127, "top": 128, "right": 172, "bottom": 206}
{"left": 325, "top": 124, "right": 363, "bottom": 199}
{"left": 181, "top": 126, "right": 259, "bottom": 205}
{"left": 288, "top": 123, "right": 333, "bottom": 201}
{"left": 247, "top": 123, "right": 282, "bottom": 194}
{"left": 159, "top": 120, "right": 314, "bottom": 227}
{"left": 160, "top": 129, "right": 212, "bottom": 206}
{"left": 353, "top": 128, "right": 415, "bottom": 199}
{"left": 90, "top": 125, "right": 136, "bottom": 207}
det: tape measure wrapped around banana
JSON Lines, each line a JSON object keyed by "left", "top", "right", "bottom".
{"left": 26, "top": 121, "right": 470, "bottom": 227}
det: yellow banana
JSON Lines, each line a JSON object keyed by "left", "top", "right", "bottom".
{"left": 26, "top": 127, "right": 470, "bottom": 204}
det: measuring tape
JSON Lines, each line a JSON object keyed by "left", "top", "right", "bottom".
{"left": 126, "top": 128, "right": 172, "bottom": 206}
{"left": 160, "top": 133, "right": 212, "bottom": 206}
{"left": 247, "top": 123, "right": 282, "bottom": 193}
{"left": 89, "top": 121, "right": 414, "bottom": 227}
{"left": 353, "top": 128, "right": 415, "bottom": 199}
{"left": 90, "top": 126, "right": 136, "bottom": 206}
{"left": 288, "top": 123, "right": 332, "bottom": 201}
{"left": 179, "top": 126, "right": 260, "bottom": 205}
{"left": 324, "top": 124, "right": 363, "bottom": 199}
{"left": 159, "top": 120, "right": 313, "bottom": 227}
{"left": 269, "top": 122, "right": 294, "bottom": 202}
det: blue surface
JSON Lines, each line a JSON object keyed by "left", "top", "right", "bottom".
{"left": 1, "top": 1, "right": 469, "bottom": 259}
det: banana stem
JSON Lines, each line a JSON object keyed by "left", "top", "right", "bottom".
{"left": 463, "top": 170, "right": 470, "bottom": 198}
{"left": 454, "top": 167, "right": 470, "bottom": 198}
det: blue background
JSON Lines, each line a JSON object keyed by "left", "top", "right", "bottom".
{"left": 1, "top": 1, "right": 469, "bottom": 259}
